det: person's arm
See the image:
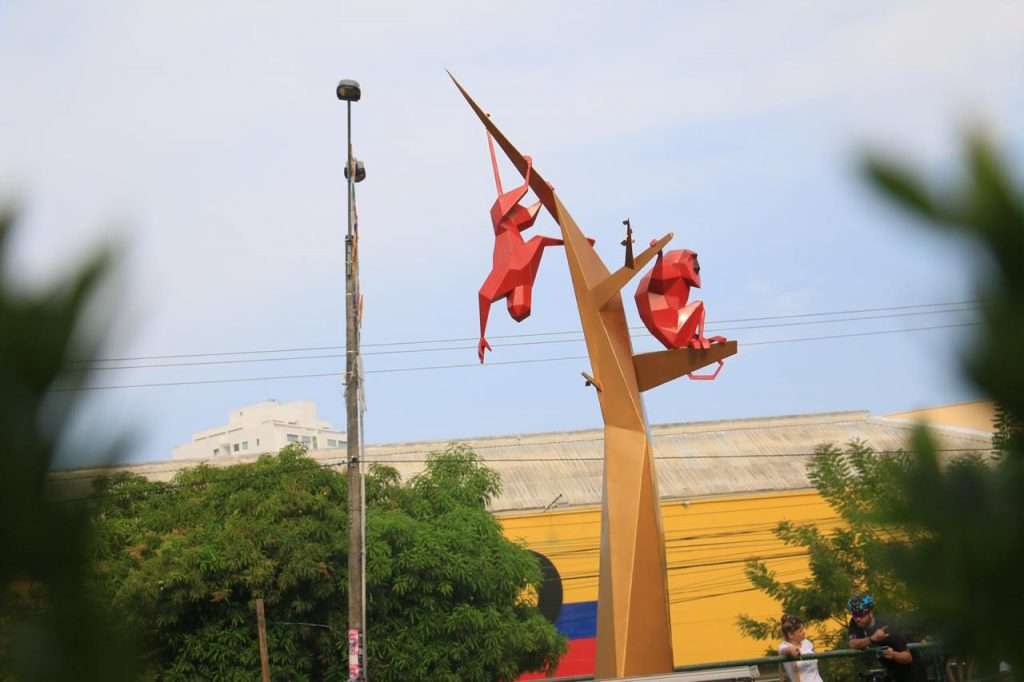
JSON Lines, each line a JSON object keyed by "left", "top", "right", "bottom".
{"left": 850, "top": 625, "right": 887, "bottom": 649}
{"left": 881, "top": 647, "right": 913, "bottom": 665}
{"left": 849, "top": 632, "right": 871, "bottom": 649}
{"left": 848, "top": 620, "right": 865, "bottom": 648}
{"left": 778, "top": 646, "right": 802, "bottom": 682}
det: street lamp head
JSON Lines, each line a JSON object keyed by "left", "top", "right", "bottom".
{"left": 344, "top": 158, "right": 367, "bottom": 183}
{"left": 336, "top": 79, "right": 361, "bottom": 102}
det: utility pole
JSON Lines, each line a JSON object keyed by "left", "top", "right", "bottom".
{"left": 337, "top": 78, "right": 366, "bottom": 682}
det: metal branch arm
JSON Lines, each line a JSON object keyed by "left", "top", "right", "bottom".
{"left": 633, "top": 341, "right": 738, "bottom": 392}
{"left": 590, "top": 233, "right": 673, "bottom": 311}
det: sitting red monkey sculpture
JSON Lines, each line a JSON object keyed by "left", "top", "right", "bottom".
{"left": 476, "top": 131, "right": 564, "bottom": 363}
{"left": 634, "top": 245, "right": 728, "bottom": 379}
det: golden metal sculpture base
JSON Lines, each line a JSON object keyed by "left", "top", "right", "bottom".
{"left": 452, "top": 75, "right": 738, "bottom": 679}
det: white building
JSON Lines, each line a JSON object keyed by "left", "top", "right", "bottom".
{"left": 171, "top": 400, "right": 345, "bottom": 461}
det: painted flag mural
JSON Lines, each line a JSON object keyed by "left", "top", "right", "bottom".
{"left": 520, "top": 600, "right": 598, "bottom": 679}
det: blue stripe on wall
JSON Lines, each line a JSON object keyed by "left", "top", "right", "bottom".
{"left": 555, "top": 601, "right": 597, "bottom": 639}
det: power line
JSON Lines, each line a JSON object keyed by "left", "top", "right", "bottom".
{"left": 525, "top": 518, "right": 844, "bottom": 554}
{"left": 57, "top": 411, "right": 993, "bottom": 505}
{"left": 670, "top": 567, "right": 813, "bottom": 595}
{"left": 554, "top": 550, "right": 813, "bottom": 585}
{"left": 358, "top": 300, "right": 981, "bottom": 348}
{"left": 56, "top": 444, "right": 991, "bottom": 506}
{"left": 72, "top": 483, "right": 838, "bottom": 588}
{"left": 506, "top": 501, "right": 841, "bottom": 533}
{"left": 361, "top": 447, "right": 988, "bottom": 464}
{"left": 84, "top": 299, "right": 977, "bottom": 363}
{"left": 366, "top": 411, "right": 975, "bottom": 460}
{"left": 672, "top": 585, "right": 762, "bottom": 604}
{"left": 56, "top": 457, "right": 349, "bottom": 504}
{"left": 60, "top": 462, "right": 893, "bottom": 605}
{"left": 550, "top": 522, "right": 856, "bottom": 557}
{"left": 528, "top": 528, "right": 847, "bottom": 563}
{"left": 53, "top": 370, "right": 343, "bottom": 392}
{"left": 57, "top": 320, "right": 982, "bottom": 392}
{"left": 83, "top": 305, "right": 979, "bottom": 371}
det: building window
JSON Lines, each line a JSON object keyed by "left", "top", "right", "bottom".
{"left": 256, "top": 438, "right": 260, "bottom": 446}
{"left": 301, "top": 436, "right": 312, "bottom": 445}
{"left": 213, "top": 448, "right": 220, "bottom": 456}
{"left": 241, "top": 441, "right": 248, "bottom": 450}
{"left": 327, "top": 439, "right": 337, "bottom": 448}
{"left": 233, "top": 443, "right": 239, "bottom": 452}
{"left": 286, "top": 434, "right": 299, "bottom": 443}
{"left": 312, "top": 437, "right": 319, "bottom": 449}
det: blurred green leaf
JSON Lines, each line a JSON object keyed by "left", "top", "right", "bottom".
{"left": 0, "top": 206, "right": 137, "bottom": 680}
{"left": 865, "top": 131, "right": 1024, "bottom": 671}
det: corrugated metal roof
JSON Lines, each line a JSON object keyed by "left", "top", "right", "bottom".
{"left": 362, "top": 410, "right": 992, "bottom": 512}
{"left": 49, "top": 410, "right": 992, "bottom": 512}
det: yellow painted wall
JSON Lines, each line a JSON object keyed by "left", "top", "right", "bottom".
{"left": 886, "top": 400, "right": 995, "bottom": 432}
{"left": 500, "top": 490, "right": 837, "bottom": 665}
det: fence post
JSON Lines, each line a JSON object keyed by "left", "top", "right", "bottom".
{"left": 256, "top": 598, "right": 271, "bottom": 682}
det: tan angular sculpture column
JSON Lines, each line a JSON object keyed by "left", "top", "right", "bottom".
{"left": 452, "top": 75, "right": 738, "bottom": 679}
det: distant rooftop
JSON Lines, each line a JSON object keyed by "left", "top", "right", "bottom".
{"left": 52, "top": 403, "right": 992, "bottom": 512}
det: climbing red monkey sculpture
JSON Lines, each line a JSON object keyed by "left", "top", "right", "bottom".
{"left": 634, "top": 245, "right": 728, "bottom": 379}
{"left": 476, "top": 131, "right": 564, "bottom": 363}
{"left": 452, "top": 73, "right": 740, "bottom": 679}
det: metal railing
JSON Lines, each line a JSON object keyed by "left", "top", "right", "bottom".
{"left": 546, "top": 642, "right": 948, "bottom": 681}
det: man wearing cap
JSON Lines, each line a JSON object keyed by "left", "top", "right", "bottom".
{"left": 848, "top": 594, "right": 914, "bottom": 682}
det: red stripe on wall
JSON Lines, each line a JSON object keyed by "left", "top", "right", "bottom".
{"left": 519, "top": 637, "right": 596, "bottom": 680}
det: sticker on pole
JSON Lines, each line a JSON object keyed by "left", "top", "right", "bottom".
{"left": 348, "top": 628, "right": 362, "bottom": 680}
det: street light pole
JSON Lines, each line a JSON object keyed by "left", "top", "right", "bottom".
{"left": 337, "top": 78, "right": 366, "bottom": 682}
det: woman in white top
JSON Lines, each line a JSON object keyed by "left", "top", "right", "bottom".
{"left": 778, "top": 614, "right": 825, "bottom": 682}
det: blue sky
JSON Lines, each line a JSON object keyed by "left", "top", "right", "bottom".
{"left": 2, "top": 1, "right": 1022, "bottom": 466}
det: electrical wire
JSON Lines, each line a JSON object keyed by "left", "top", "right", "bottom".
{"left": 63, "top": 460, "right": 897, "bottom": 606}
{"left": 84, "top": 299, "right": 977, "bottom": 363}
{"left": 84, "top": 305, "right": 978, "bottom": 370}
{"left": 361, "top": 299, "right": 979, "bottom": 348}
{"left": 55, "top": 320, "right": 982, "bottom": 392}
{"left": 55, "top": 445, "right": 991, "bottom": 505}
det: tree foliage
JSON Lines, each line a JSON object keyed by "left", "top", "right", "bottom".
{"left": 367, "top": 444, "right": 565, "bottom": 681}
{"left": 737, "top": 441, "right": 915, "bottom": 658}
{"left": 0, "top": 207, "right": 137, "bottom": 681}
{"left": 864, "top": 132, "right": 1024, "bottom": 670}
{"left": 91, "top": 446, "right": 346, "bottom": 680}
{"left": 992, "top": 401, "right": 1022, "bottom": 458}
{"left": 738, "top": 132, "right": 1024, "bottom": 674}
{"left": 90, "top": 443, "right": 565, "bottom": 681}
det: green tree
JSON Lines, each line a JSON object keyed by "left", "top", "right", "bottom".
{"left": 737, "top": 441, "right": 916, "bottom": 676}
{"left": 91, "top": 446, "right": 346, "bottom": 680}
{"left": 0, "top": 207, "right": 137, "bottom": 680}
{"left": 91, "top": 443, "right": 565, "bottom": 681}
{"left": 864, "top": 132, "right": 1024, "bottom": 670}
{"left": 367, "top": 444, "right": 565, "bottom": 681}
{"left": 992, "top": 401, "right": 1022, "bottom": 458}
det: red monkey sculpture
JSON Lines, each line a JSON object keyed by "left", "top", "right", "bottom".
{"left": 634, "top": 245, "right": 728, "bottom": 379}
{"left": 476, "top": 131, "right": 564, "bottom": 363}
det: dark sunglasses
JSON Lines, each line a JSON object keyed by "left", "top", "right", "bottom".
{"left": 851, "top": 610, "right": 870, "bottom": 618}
